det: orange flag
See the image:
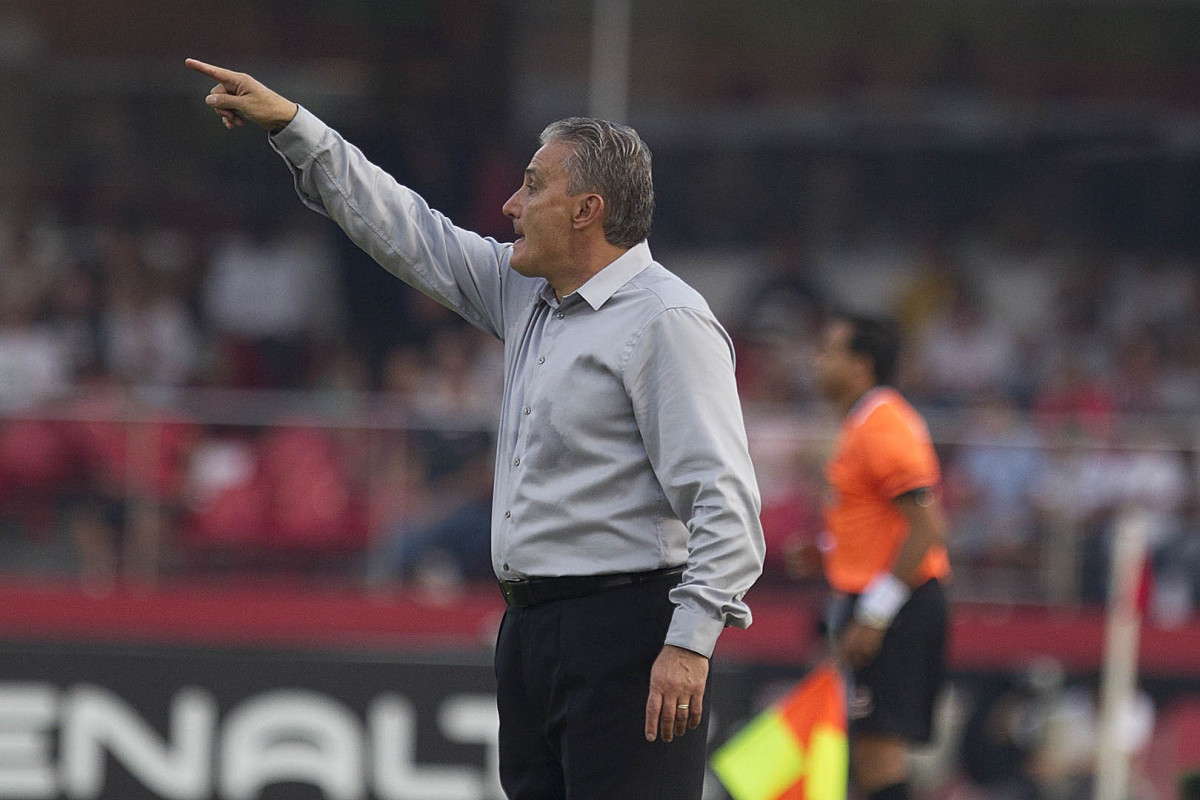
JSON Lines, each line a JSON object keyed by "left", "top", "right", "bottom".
{"left": 712, "top": 665, "right": 848, "bottom": 800}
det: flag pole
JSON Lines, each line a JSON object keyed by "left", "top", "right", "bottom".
{"left": 1095, "top": 508, "right": 1149, "bottom": 800}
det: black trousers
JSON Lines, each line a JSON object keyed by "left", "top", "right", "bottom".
{"left": 494, "top": 577, "right": 710, "bottom": 800}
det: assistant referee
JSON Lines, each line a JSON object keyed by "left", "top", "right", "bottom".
{"left": 814, "top": 312, "right": 951, "bottom": 800}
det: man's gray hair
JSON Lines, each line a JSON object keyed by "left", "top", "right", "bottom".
{"left": 539, "top": 117, "right": 654, "bottom": 249}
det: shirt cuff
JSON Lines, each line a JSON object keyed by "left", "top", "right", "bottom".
{"left": 268, "top": 105, "right": 325, "bottom": 165}
{"left": 664, "top": 607, "right": 727, "bottom": 659}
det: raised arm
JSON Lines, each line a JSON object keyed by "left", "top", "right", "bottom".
{"left": 185, "top": 58, "right": 527, "bottom": 340}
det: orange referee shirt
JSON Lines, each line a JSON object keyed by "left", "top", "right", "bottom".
{"left": 822, "top": 386, "right": 950, "bottom": 594}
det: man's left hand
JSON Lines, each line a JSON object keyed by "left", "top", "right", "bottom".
{"left": 644, "top": 645, "right": 709, "bottom": 743}
{"left": 836, "top": 621, "right": 886, "bottom": 669}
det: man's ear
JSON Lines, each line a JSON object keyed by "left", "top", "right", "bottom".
{"left": 573, "top": 193, "right": 605, "bottom": 230}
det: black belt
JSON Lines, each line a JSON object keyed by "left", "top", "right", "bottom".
{"left": 498, "top": 566, "right": 685, "bottom": 608}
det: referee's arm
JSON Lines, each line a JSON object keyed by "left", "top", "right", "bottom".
{"left": 890, "top": 487, "right": 948, "bottom": 586}
{"left": 836, "top": 488, "right": 947, "bottom": 669}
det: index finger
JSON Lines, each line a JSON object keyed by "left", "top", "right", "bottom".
{"left": 185, "top": 58, "right": 236, "bottom": 83}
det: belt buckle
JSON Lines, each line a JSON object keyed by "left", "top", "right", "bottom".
{"left": 500, "top": 580, "right": 532, "bottom": 608}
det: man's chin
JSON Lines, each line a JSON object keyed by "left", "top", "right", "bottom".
{"left": 509, "top": 247, "right": 537, "bottom": 276}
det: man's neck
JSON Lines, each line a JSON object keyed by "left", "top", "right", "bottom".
{"left": 838, "top": 383, "right": 878, "bottom": 418}
{"left": 550, "top": 239, "right": 629, "bottom": 300}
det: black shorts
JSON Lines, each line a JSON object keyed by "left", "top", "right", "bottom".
{"left": 828, "top": 578, "right": 948, "bottom": 744}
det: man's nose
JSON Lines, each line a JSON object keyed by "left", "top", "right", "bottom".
{"left": 502, "top": 191, "right": 520, "bottom": 220}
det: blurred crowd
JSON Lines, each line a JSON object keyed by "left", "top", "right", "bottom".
{"left": 0, "top": 200, "right": 507, "bottom": 592}
{"left": 2, "top": 187, "right": 1199, "bottom": 619}
{"left": 0, "top": 0, "right": 1199, "bottom": 614}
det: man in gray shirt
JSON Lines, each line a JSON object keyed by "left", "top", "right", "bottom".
{"left": 188, "top": 58, "right": 765, "bottom": 800}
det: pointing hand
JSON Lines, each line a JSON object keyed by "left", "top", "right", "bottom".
{"left": 185, "top": 59, "right": 298, "bottom": 133}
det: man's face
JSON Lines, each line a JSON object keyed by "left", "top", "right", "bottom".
{"left": 814, "top": 319, "right": 860, "bottom": 400}
{"left": 502, "top": 139, "right": 578, "bottom": 280}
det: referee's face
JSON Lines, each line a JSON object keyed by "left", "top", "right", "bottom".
{"left": 814, "top": 319, "right": 857, "bottom": 401}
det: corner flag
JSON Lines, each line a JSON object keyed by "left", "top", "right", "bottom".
{"left": 711, "top": 665, "right": 848, "bottom": 800}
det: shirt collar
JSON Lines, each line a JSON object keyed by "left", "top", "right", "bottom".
{"left": 574, "top": 241, "right": 653, "bottom": 311}
{"left": 845, "top": 385, "right": 895, "bottom": 427}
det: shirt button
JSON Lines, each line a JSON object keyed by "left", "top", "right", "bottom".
{"left": 513, "top": 457, "right": 521, "bottom": 466}
{"left": 504, "top": 510, "right": 511, "bottom": 518}
{"left": 555, "top": 311, "right": 565, "bottom": 319}
{"left": 537, "top": 356, "right": 545, "bottom": 364}
{"left": 503, "top": 563, "right": 510, "bottom": 571}
{"left": 523, "top": 407, "right": 531, "bottom": 415}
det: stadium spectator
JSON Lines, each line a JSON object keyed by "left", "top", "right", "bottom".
{"left": 1077, "top": 428, "right": 1190, "bottom": 604}
{"left": 735, "top": 228, "right": 826, "bottom": 345}
{"left": 98, "top": 236, "right": 200, "bottom": 388}
{"left": 1031, "top": 361, "right": 1114, "bottom": 443}
{"left": 1031, "top": 425, "right": 1127, "bottom": 603}
{"left": 911, "top": 282, "right": 1018, "bottom": 406}
{"left": 892, "top": 236, "right": 961, "bottom": 344}
{"left": 45, "top": 262, "right": 104, "bottom": 380}
{"left": 1045, "top": 252, "right": 1116, "bottom": 371}
{"left": 1160, "top": 322, "right": 1200, "bottom": 413}
{"left": 371, "top": 429, "right": 494, "bottom": 589}
{"left": 1149, "top": 470, "right": 1200, "bottom": 625}
{"left": 1108, "top": 256, "right": 1196, "bottom": 341}
{"left": 64, "top": 374, "right": 198, "bottom": 590}
{"left": 201, "top": 212, "right": 344, "bottom": 388}
{"left": 180, "top": 424, "right": 267, "bottom": 570}
{"left": 731, "top": 229, "right": 825, "bottom": 406}
{"left": 743, "top": 411, "right": 825, "bottom": 585}
{"left": 411, "top": 326, "right": 504, "bottom": 421}
{"left": 945, "top": 395, "right": 1047, "bottom": 573}
{"left": 0, "top": 230, "right": 69, "bottom": 412}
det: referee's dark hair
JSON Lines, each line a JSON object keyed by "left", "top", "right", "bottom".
{"left": 834, "top": 311, "right": 901, "bottom": 386}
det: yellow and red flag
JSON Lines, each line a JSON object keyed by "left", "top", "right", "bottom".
{"left": 711, "top": 664, "right": 848, "bottom": 800}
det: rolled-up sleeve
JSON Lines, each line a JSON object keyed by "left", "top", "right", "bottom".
{"left": 623, "top": 307, "right": 766, "bottom": 657}
{"left": 268, "top": 106, "right": 511, "bottom": 340}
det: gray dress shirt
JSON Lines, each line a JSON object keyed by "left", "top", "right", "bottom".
{"left": 270, "top": 107, "right": 765, "bottom": 657}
